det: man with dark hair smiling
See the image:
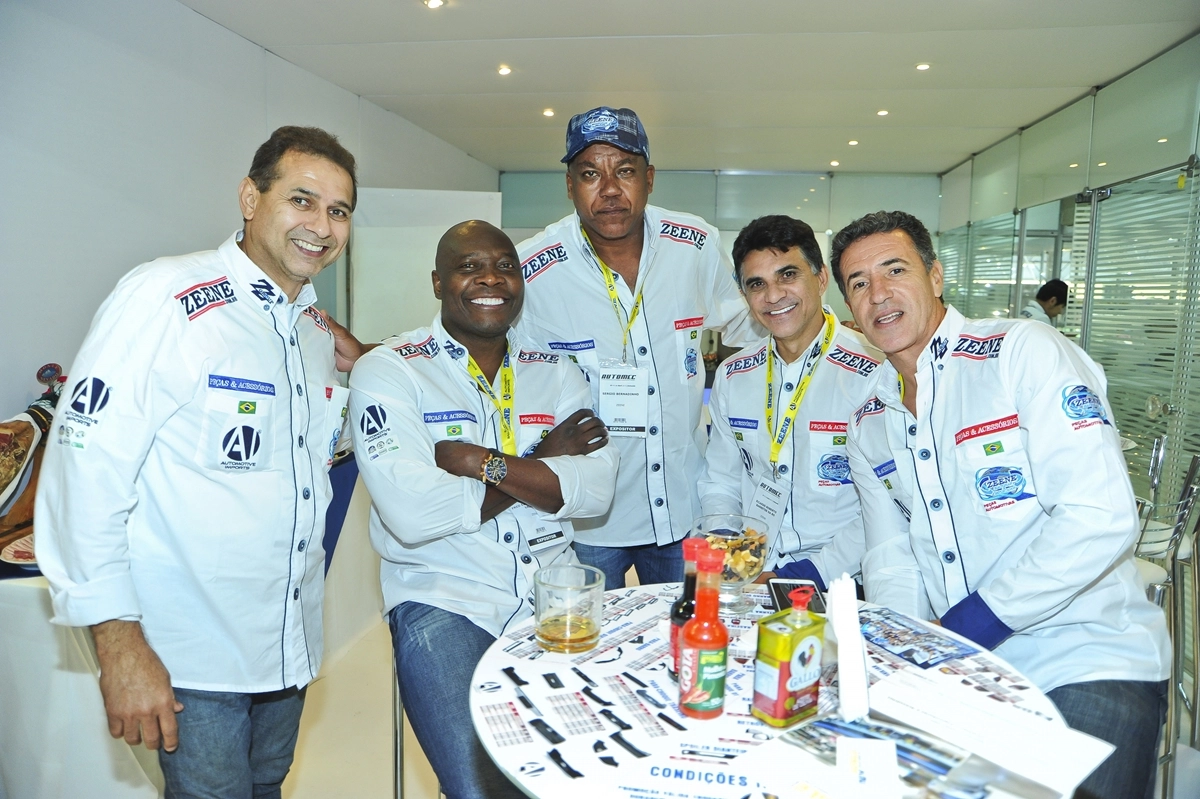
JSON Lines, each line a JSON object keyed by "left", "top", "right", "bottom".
{"left": 349, "top": 220, "right": 618, "bottom": 799}
{"left": 699, "top": 215, "right": 880, "bottom": 591}
{"left": 37, "top": 126, "right": 368, "bottom": 797}
{"left": 830, "top": 210, "right": 1169, "bottom": 799}
{"left": 517, "top": 106, "right": 760, "bottom": 589}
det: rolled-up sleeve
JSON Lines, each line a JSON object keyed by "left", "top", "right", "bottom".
{"left": 348, "top": 350, "right": 486, "bottom": 543}
{"left": 540, "top": 362, "right": 619, "bottom": 520}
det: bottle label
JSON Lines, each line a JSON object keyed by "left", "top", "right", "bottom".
{"left": 679, "top": 645, "right": 726, "bottom": 713}
{"left": 787, "top": 635, "right": 823, "bottom": 690}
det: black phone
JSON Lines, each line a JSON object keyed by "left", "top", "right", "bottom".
{"left": 767, "top": 578, "right": 826, "bottom": 614}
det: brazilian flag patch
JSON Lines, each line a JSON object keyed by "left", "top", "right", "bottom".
{"left": 446, "top": 424, "right": 463, "bottom": 436}
{"left": 883, "top": 478, "right": 893, "bottom": 489}
{"left": 734, "top": 431, "right": 744, "bottom": 441}
{"left": 983, "top": 441, "right": 1004, "bottom": 456}
{"left": 832, "top": 435, "right": 847, "bottom": 446}
{"left": 238, "top": 401, "right": 256, "bottom": 414}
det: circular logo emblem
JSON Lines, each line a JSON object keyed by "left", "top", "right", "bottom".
{"left": 975, "top": 465, "right": 1026, "bottom": 501}
{"left": 70, "top": 377, "right": 111, "bottom": 415}
{"left": 221, "top": 425, "right": 262, "bottom": 462}
{"left": 581, "top": 109, "right": 618, "bottom": 133}
{"left": 817, "top": 453, "right": 850, "bottom": 482}
{"left": 684, "top": 347, "right": 698, "bottom": 377}
{"left": 360, "top": 405, "right": 388, "bottom": 435}
{"left": 740, "top": 447, "right": 754, "bottom": 476}
{"left": 1062, "top": 385, "right": 1107, "bottom": 421}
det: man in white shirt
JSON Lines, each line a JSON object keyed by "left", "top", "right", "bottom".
{"left": 349, "top": 221, "right": 618, "bottom": 799}
{"left": 1019, "top": 278, "right": 1069, "bottom": 325}
{"left": 36, "top": 127, "right": 368, "bottom": 798}
{"left": 517, "top": 106, "right": 760, "bottom": 588}
{"left": 699, "top": 216, "right": 880, "bottom": 590}
{"left": 831, "top": 210, "right": 1169, "bottom": 799}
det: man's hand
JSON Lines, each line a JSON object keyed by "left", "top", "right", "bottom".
{"left": 534, "top": 409, "right": 609, "bottom": 459}
{"left": 320, "top": 310, "right": 378, "bottom": 372}
{"left": 91, "top": 620, "right": 184, "bottom": 751}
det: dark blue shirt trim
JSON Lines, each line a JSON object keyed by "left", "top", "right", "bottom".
{"left": 774, "top": 559, "right": 826, "bottom": 592}
{"left": 941, "top": 590, "right": 1013, "bottom": 650}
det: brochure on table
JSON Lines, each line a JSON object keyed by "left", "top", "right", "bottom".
{"left": 468, "top": 586, "right": 1111, "bottom": 799}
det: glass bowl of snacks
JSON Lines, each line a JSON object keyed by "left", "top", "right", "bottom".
{"left": 689, "top": 514, "right": 768, "bottom": 616}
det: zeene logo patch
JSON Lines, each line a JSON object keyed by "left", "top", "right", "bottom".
{"left": 517, "top": 350, "right": 559, "bottom": 364}
{"left": 659, "top": 221, "right": 707, "bottom": 250}
{"left": 394, "top": 335, "right": 440, "bottom": 359}
{"left": 724, "top": 346, "right": 767, "bottom": 378}
{"left": 303, "top": 306, "right": 330, "bottom": 334}
{"left": 952, "top": 333, "right": 1005, "bottom": 360}
{"left": 522, "top": 243, "right": 568, "bottom": 282}
{"left": 825, "top": 346, "right": 879, "bottom": 377}
{"left": 175, "top": 277, "right": 237, "bottom": 320}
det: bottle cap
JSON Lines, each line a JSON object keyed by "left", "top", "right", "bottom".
{"left": 695, "top": 545, "right": 726, "bottom": 574}
{"left": 789, "top": 586, "right": 816, "bottom": 612}
{"left": 682, "top": 537, "right": 707, "bottom": 561}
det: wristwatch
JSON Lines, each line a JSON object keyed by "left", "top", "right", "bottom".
{"left": 480, "top": 448, "right": 508, "bottom": 486}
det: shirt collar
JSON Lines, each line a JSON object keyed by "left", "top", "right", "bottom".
{"left": 222, "top": 230, "right": 317, "bottom": 314}
{"left": 431, "top": 314, "right": 522, "bottom": 370}
{"left": 771, "top": 304, "right": 834, "bottom": 374}
{"left": 570, "top": 207, "right": 657, "bottom": 286}
{"left": 876, "top": 303, "right": 965, "bottom": 406}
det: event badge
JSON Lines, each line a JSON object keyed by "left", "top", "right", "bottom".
{"left": 750, "top": 475, "right": 790, "bottom": 538}
{"left": 512, "top": 505, "right": 567, "bottom": 554}
{"left": 597, "top": 360, "right": 649, "bottom": 437}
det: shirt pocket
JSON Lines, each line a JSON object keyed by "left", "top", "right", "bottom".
{"left": 808, "top": 422, "right": 852, "bottom": 490}
{"left": 321, "top": 385, "right": 350, "bottom": 467}
{"left": 517, "top": 413, "right": 555, "bottom": 457}
{"left": 952, "top": 417, "right": 1038, "bottom": 520}
{"left": 674, "top": 316, "right": 705, "bottom": 384}
{"left": 197, "top": 378, "right": 277, "bottom": 473}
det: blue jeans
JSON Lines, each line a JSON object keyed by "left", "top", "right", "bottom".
{"left": 389, "top": 602, "right": 525, "bottom": 799}
{"left": 1046, "top": 679, "right": 1167, "bottom": 799}
{"left": 573, "top": 539, "right": 684, "bottom": 589}
{"left": 159, "top": 686, "right": 306, "bottom": 799}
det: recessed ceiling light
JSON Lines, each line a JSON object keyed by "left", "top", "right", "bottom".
{"left": 1069, "top": 163, "right": 1079, "bottom": 168}
{"left": 809, "top": 188, "right": 816, "bottom": 192}
{"left": 424, "top": 0, "right": 443, "bottom": 7}
{"left": 848, "top": 140, "right": 859, "bottom": 146}
{"left": 497, "top": 65, "right": 511, "bottom": 75}
{"left": 916, "top": 63, "right": 931, "bottom": 71}
{"left": 825, "top": 229, "right": 834, "bottom": 235}
{"left": 1097, "top": 161, "right": 1107, "bottom": 167}
{"left": 877, "top": 110, "right": 888, "bottom": 116}
{"left": 830, "top": 160, "right": 840, "bottom": 166}
{"left": 1158, "top": 138, "right": 1168, "bottom": 143}
{"left": 543, "top": 109, "right": 555, "bottom": 117}
{"left": 819, "top": 176, "right": 825, "bottom": 180}
{"left": 803, "top": 198, "right": 809, "bottom": 202}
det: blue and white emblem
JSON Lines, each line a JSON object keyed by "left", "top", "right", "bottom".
{"left": 975, "top": 465, "right": 1036, "bottom": 510}
{"left": 1061, "top": 385, "right": 1110, "bottom": 428}
{"left": 581, "top": 109, "right": 618, "bottom": 133}
{"left": 684, "top": 347, "right": 698, "bottom": 378}
{"left": 817, "top": 453, "right": 852, "bottom": 485}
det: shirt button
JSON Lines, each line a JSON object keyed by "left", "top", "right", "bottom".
{"left": 918, "top": 449, "right": 931, "bottom": 460}
{"left": 262, "top": 304, "right": 271, "bottom": 311}
{"left": 521, "top": 555, "right": 532, "bottom": 564}
{"left": 938, "top": 364, "right": 944, "bottom": 371}
{"left": 651, "top": 463, "right": 661, "bottom": 472}
{"left": 779, "top": 464, "right": 789, "bottom": 474}
{"left": 648, "top": 386, "right": 655, "bottom": 395}
{"left": 654, "top": 498, "right": 665, "bottom": 507}
{"left": 298, "top": 435, "right": 305, "bottom": 447}
{"left": 296, "top": 384, "right": 304, "bottom": 396}
{"left": 908, "top": 424, "right": 917, "bottom": 436}
{"left": 784, "top": 382, "right": 794, "bottom": 391}
{"left": 293, "top": 588, "right": 300, "bottom": 600}
{"left": 302, "top": 488, "right": 311, "bottom": 499}
{"left": 298, "top": 540, "right": 307, "bottom": 552}
{"left": 942, "top": 551, "right": 956, "bottom": 563}
{"left": 638, "top": 346, "right": 648, "bottom": 356}
{"left": 649, "top": 426, "right": 658, "bottom": 435}
{"left": 290, "top": 336, "right": 296, "bottom": 346}
{"left": 930, "top": 498, "right": 943, "bottom": 510}
{"left": 503, "top": 533, "right": 514, "bottom": 543}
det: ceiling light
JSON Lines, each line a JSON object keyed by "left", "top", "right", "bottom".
{"left": 916, "top": 63, "right": 931, "bottom": 71}
{"left": 809, "top": 188, "right": 816, "bottom": 192}
{"left": 819, "top": 176, "right": 825, "bottom": 180}
{"left": 497, "top": 65, "right": 511, "bottom": 76}
{"left": 1158, "top": 138, "right": 1168, "bottom": 143}
{"left": 803, "top": 198, "right": 809, "bottom": 202}
{"left": 848, "top": 140, "right": 859, "bottom": 146}
{"left": 830, "top": 160, "right": 840, "bottom": 166}
{"left": 543, "top": 109, "right": 555, "bottom": 117}
{"left": 1069, "top": 163, "right": 1079, "bottom": 168}
{"left": 1097, "top": 161, "right": 1107, "bottom": 167}
{"left": 877, "top": 110, "right": 888, "bottom": 116}
{"left": 424, "top": 0, "right": 443, "bottom": 7}
{"left": 825, "top": 229, "right": 833, "bottom": 236}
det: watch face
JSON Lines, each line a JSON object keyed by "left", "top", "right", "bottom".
{"left": 485, "top": 456, "right": 507, "bottom": 484}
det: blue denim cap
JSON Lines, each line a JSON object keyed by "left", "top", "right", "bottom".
{"left": 561, "top": 107, "right": 650, "bottom": 164}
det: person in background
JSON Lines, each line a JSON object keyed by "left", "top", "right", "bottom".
{"left": 516, "top": 106, "right": 761, "bottom": 589}
{"left": 349, "top": 221, "right": 618, "bottom": 799}
{"left": 36, "top": 126, "right": 369, "bottom": 798}
{"left": 1020, "top": 278, "right": 1069, "bottom": 325}
{"left": 699, "top": 215, "right": 880, "bottom": 591}
{"left": 831, "top": 210, "right": 1169, "bottom": 799}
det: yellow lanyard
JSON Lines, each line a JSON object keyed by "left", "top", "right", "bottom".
{"left": 465, "top": 349, "right": 517, "bottom": 455}
{"left": 581, "top": 226, "right": 643, "bottom": 363}
{"left": 897, "top": 373, "right": 905, "bottom": 402}
{"left": 765, "top": 312, "right": 837, "bottom": 478}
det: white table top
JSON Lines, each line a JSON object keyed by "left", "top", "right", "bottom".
{"left": 468, "top": 584, "right": 1064, "bottom": 799}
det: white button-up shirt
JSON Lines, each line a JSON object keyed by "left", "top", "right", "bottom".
{"left": 847, "top": 305, "right": 1170, "bottom": 691}
{"left": 348, "top": 317, "right": 619, "bottom": 637}
{"left": 36, "top": 232, "right": 347, "bottom": 692}
{"left": 516, "top": 207, "right": 761, "bottom": 547}
{"left": 699, "top": 314, "right": 881, "bottom": 586}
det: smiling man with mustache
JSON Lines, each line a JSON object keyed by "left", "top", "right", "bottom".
{"left": 348, "top": 220, "right": 618, "bottom": 799}
{"left": 516, "top": 107, "right": 762, "bottom": 590}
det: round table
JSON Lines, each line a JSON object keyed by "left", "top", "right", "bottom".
{"left": 468, "top": 584, "right": 1083, "bottom": 799}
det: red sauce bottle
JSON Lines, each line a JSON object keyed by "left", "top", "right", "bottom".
{"left": 670, "top": 537, "right": 708, "bottom": 680}
{"left": 678, "top": 545, "right": 730, "bottom": 719}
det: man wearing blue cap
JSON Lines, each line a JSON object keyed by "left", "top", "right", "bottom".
{"left": 517, "top": 107, "right": 761, "bottom": 587}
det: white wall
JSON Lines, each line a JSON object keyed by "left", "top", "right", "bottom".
{"left": 0, "top": 0, "right": 498, "bottom": 415}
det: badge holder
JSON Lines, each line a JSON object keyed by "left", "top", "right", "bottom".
{"left": 597, "top": 358, "right": 649, "bottom": 438}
